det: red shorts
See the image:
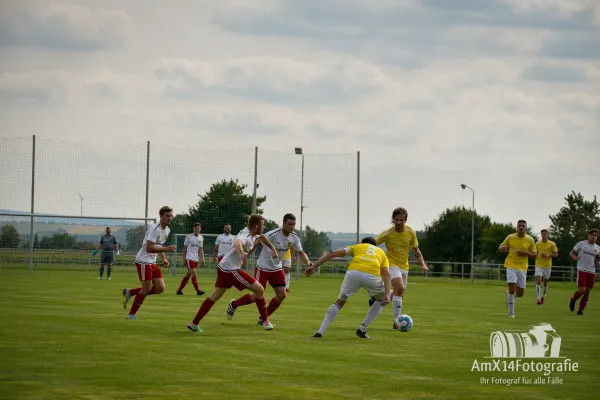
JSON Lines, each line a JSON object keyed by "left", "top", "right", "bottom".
{"left": 186, "top": 260, "right": 198, "bottom": 270}
{"left": 215, "top": 268, "right": 256, "bottom": 291}
{"left": 254, "top": 266, "right": 286, "bottom": 288}
{"left": 218, "top": 256, "right": 224, "bottom": 263}
{"left": 577, "top": 271, "right": 596, "bottom": 289}
{"left": 135, "top": 263, "right": 163, "bottom": 281}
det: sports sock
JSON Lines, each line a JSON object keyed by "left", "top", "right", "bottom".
{"left": 130, "top": 287, "right": 142, "bottom": 296}
{"left": 99, "top": 267, "right": 104, "bottom": 278}
{"left": 317, "top": 303, "right": 341, "bottom": 334}
{"left": 360, "top": 300, "right": 382, "bottom": 331}
{"left": 129, "top": 293, "right": 146, "bottom": 315}
{"left": 285, "top": 272, "right": 291, "bottom": 289}
{"left": 267, "top": 297, "right": 281, "bottom": 316}
{"left": 233, "top": 293, "right": 254, "bottom": 308}
{"left": 193, "top": 298, "right": 215, "bottom": 325}
{"left": 107, "top": 267, "right": 112, "bottom": 279}
{"left": 542, "top": 285, "right": 548, "bottom": 298}
{"left": 536, "top": 285, "right": 540, "bottom": 300}
{"left": 178, "top": 276, "right": 190, "bottom": 292}
{"left": 255, "top": 297, "right": 269, "bottom": 322}
{"left": 578, "top": 293, "right": 589, "bottom": 313}
{"left": 191, "top": 276, "right": 200, "bottom": 292}
{"left": 507, "top": 293, "right": 515, "bottom": 315}
{"left": 392, "top": 296, "right": 403, "bottom": 322}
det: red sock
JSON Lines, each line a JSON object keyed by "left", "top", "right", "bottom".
{"left": 255, "top": 297, "right": 268, "bottom": 322}
{"left": 573, "top": 291, "right": 584, "bottom": 301}
{"left": 178, "top": 276, "right": 190, "bottom": 292}
{"left": 578, "top": 293, "right": 589, "bottom": 312}
{"left": 191, "top": 276, "right": 200, "bottom": 292}
{"left": 267, "top": 297, "right": 281, "bottom": 316}
{"left": 129, "top": 293, "right": 146, "bottom": 315}
{"left": 193, "top": 298, "right": 215, "bottom": 325}
{"left": 130, "top": 287, "right": 142, "bottom": 296}
{"left": 233, "top": 293, "right": 254, "bottom": 308}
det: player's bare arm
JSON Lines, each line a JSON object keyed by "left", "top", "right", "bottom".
{"left": 413, "top": 246, "right": 428, "bottom": 274}
{"left": 212, "top": 243, "right": 219, "bottom": 262}
{"left": 234, "top": 238, "right": 248, "bottom": 261}
{"left": 296, "top": 250, "right": 314, "bottom": 268}
{"left": 569, "top": 249, "right": 580, "bottom": 261}
{"left": 305, "top": 249, "right": 346, "bottom": 276}
{"left": 258, "top": 234, "right": 278, "bottom": 258}
{"left": 159, "top": 252, "right": 169, "bottom": 267}
{"left": 200, "top": 247, "right": 205, "bottom": 265}
{"left": 381, "top": 268, "right": 391, "bottom": 306}
{"left": 516, "top": 249, "right": 537, "bottom": 257}
{"left": 145, "top": 240, "right": 176, "bottom": 253}
{"left": 182, "top": 245, "right": 188, "bottom": 265}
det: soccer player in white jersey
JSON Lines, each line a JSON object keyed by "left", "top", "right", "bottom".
{"left": 534, "top": 229, "right": 558, "bottom": 305}
{"left": 187, "top": 215, "right": 279, "bottom": 332}
{"left": 213, "top": 224, "right": 233, "bottom": 264}
{"left": 306, "top": 237, "right": 391, "bottom": 339}
{"left": 226, "top": 213, "right": 313, "bottom": 325}
{"left": 176, "top": 222, "right": 206, "bottom": 296}
{"left": 121, "top": 206, "right": 177, "bottom": 319}
{"left": 569, "top": 228, "right": 600, "bottom": 315}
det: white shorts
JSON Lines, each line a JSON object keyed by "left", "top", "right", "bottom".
{"left": 282, "top": 259, "right": 291, "bottom": 268}
{"left": 506, "top": 268, "right": 527, "bottom": 289}
{"left": 338, "top": 270, "right": 385, "bottom": 301}
{"left": 389, "top": 266, "right": 409, "bottom": 288}
{"left": 534, "top": 267, "right": 551, "bottom": 280}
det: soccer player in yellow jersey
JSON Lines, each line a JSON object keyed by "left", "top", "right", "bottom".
{"left": 535, "top": 229, "right": 558, "bottom": 305}
{"left": 499, "top": 219, "right": 537, "bottom": 318}
{"left": 305, "top": 237, "right": 391, "bottom": 339}
{"left": 376, "top": 207, "right": 428, "bottom": 329}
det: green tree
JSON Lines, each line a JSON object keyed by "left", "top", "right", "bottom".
{"left": 0, "top": 224, "right": 20, "bottom": 248}
{"left": 302, "top": 225, "right": 332, "bottom": 258}
{"left": 549, "top": 192, "right": 600, "bottom": 266}
{"left": 39, "top": 230, "right": 77, "bottom": 249}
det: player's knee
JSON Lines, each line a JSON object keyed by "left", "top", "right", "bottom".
{"left": 276, "top": 291, "right": 287, "bottom": 302}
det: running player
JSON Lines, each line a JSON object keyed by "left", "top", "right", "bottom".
{"left": 534, "top": 229, "right": 558, "bottom": 305}
{"left": 187, "top": 214, "right": 278, "bottom": 332}
{"left": 176, "top": 222, "right": 206, "bottom": 296}
{"left": 121, "top": 206, "right": 177, "bottom": 319}
{"left": 306, "top": 237, "right": 391, "bottom": 338}
{"left": 569, "top": 228, "right": 600, "bottom": 315}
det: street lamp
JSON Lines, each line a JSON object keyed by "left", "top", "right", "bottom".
{"left": 461, "top": 184, "right": 475, "bottom": 281}
{"left": 295, "top": 147, "right": 305, "bottom": 280}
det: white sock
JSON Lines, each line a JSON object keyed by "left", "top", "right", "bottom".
{"left": 536, "top": 285, "right": 540, "bottom": 300}
{"left": 285, "top": 272, "right": 291, "bottom": 289}
{"left": 392, "top": 296, "right": 403, "bottom": 322}
{"left": 318, "top": 303, "right": 341, "bottom": 335}
{"left": 360, "top": 300, "right": 382, "bottom": 331}
{"left": 542, "top": 286, "right": 548, "bottom": 298}
{"left": 507, "top": 293, "right": 515, "bottom": 315}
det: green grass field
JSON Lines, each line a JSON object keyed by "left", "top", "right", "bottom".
{"left": 0, "top": 269, "right": 598, "bottom": 400}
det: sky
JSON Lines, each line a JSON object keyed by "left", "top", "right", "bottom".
{"left": 0, "top": 0, "right": 599, "bottom": 235}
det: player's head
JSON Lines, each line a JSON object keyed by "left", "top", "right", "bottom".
{"left": 392, "top": 207, "right": 408, "bottom": 228}
{"left": 193, "top": 222, "right": 201, "bottom": 233}
{"left": 224, "top": 224, "right": 231, "bottom": 234}
{"left": 282, "top": 213, "right": 296, "bottom": 234}
{"left": 361, "top": 237, "right": 377, "bottom": 246}
{"left": 159, "top": 206, "right": 174, "bottom": 225}
{"left": 517, "top": 220, "right": 527, "bottom": 235}
{"left": 105, "top": 227, "right": 111, "bottom": 235}
{"left": 541, "top": 229, "right": 549, "bottom": 241}
{"left": 588, "top": 228, "right": 599, "bottom": 243}
{"left": 247, "top": 214, "right": 264, "bottom": 235}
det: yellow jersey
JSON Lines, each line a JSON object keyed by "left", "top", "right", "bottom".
{"left": 501, "top": 233, "right": 537, "bottom": 272}
{"left": 535, "top": 240, "right": 558, "bottom": 268}
{"left": 346, "top": 243, "right": 389, "bottom": 277}
{"left": 376, "top": 226, "right": 418, "bottom": 271}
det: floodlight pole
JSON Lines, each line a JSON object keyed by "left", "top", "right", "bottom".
{"left": 461, "top": 184, "right": 475, "bottom": 282}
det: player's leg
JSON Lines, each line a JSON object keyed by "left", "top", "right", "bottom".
{"left": 506, "top": 269, "right": 517, "bottom": 317}
{"left": 226, "top": 266, "right": 265, "bottom": 319}
{"left": 515, "top": 271, "right": 526, "bottom": 298}
{"left": 570, "top": 271, "right": 587, "bottom": 312}
{"left": 541, "top": 268, "right": 551, "bottom": 303}
{"left": 190, "top": 266, "right": 204, "bottom": 295}
{"left": 535, "top": 268, "right": 543, "bottom": 304}
{"left": 387, "top": 267, "right": 405, "bottom": 327}
{"left": 188, "top": 286, "right": 228, "bottom": 332}
{"left": 106, "top": 254, "right": 114, "bottom": 280}
{"left": 357, "top": 274, "right": 386, "bottom": 338}
{"left": 244, "top": 274, "right": 273, "bottom": 330}
{"left": 283, "top": 265, "right": 292, "bottom": 292}
{"left": 259, "top": 271, "right": 287, "bottom": 323}
{"left": 177, "top": 261, "right": 192, "bottom": 294}
{"left": 577, "top": 273, "right": 594, "bottom": 315}
{"left": 314, "top": 271, "right": 358, "bottom": 337}
{"left": 99, "top": 263, "right": 106, "bottom": 279}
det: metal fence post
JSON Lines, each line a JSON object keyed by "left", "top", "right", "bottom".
{"left": 356, "top": 150, "right": 360, "bottom": 245}
{"left": 145, "top": 141, "right": 150, "bottom": 230}
{"left": 29, "top": 135, "right": 36, "bottom": 274}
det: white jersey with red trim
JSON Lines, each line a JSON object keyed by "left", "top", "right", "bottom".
{"left": 135, "top": 222, "right": 170, "bottom": 264}
{"left": 218, "top": 228, "right": 257, "bottom": 271}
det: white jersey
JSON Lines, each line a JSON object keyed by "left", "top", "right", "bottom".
{"left": 219, "top": 228, "right": 257, "bottom": 271}
{"left": 135, "top": 222, "right": 170, "bottom": 264}
{"left": 215, "top": 233, "right": 234, "bottom": 257}
{"left": 257, "top": 228, "right": 303, "bottom": 271}
{"left": 184, "top": 234, "right": 204, "bottom": 261}
{"left": 573, "top": 240, "right": 600, "bottom": 273}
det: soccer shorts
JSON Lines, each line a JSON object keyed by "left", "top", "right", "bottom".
{"left": 338, "top": 270, "right": 385, "bottom": 302}
{"left": 135, "top": 263, "right": 163, "bottom": 281}
{"left": 389, "top": 266, "right": 409, "bottom": 288}
{"left": 186, "top": 260, "right": 198, "bottom": 270}
{"left": 215, "top": 268, "right": 256, "bottom": 291}
{"left": 254, "top": 266, "right": 286, "bottom": 288}
{"left": 100, "top": 251, "right": 114, "bottom": 265}
{"left": 534, "top": 267, "right": 551, "bottom": 280}
{"left": 577, "top": 271, "right": 596, "bottom": 289}
{"left": 506, "top": 268, "right": 527, "bottom": 289}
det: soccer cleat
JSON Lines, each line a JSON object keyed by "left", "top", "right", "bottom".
{"left": 537, "top": 299, "right": 541, "bottom": 305}
{"left": 98, "top": 277, "right": 102, "bottom": 280}
{"left": 368, "top": 296, "right": 376, "bottom": 307}
{"left": 569, "top": 298, "right": 575, "bottom": 312}
{"left": 355, "top": 329, "right": 370, "bottom": 339}
{"left": 541, "top": 297, "right": 545, "bottom": 304}
{"left": 226, "top": 299, "right": 237, "bottom": 321}
{"left": 176, "top": 290, "right": 184, "bottom": 295}
{"left": 263, "top": 320, "right": 274, "bottom": 330}
{"left": 286, "top": 289, "right": 291, "bottom": 293}
{"left": 107, "top": 277, "right": 111, "bottom": 281}
{"left": 122, "top": 288, "right": 132, "bottom": 310}
{"left": 313, "top": 332, "right": 323, "bottom": 338}
{"left": 257, "top": 317, "right": 263, "bottom": 325}
{"left": 187, "top": 322, "right": 202, "bottom": 332}
{"left": 197, "top": 290, "right": 205, "bottom": 296}
{"left": 126, "top": 314, "right": 137, "bottom": 320}
{"left": 508, "top": 314, "right": 515, "bottom": 318}
{"left": 393, "top": 322, "right": 399, "bottom": 330}
{"left": 577, "top": 311, "right": 584, "bottom": 316}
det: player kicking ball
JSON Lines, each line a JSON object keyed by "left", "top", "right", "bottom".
{"left": 305, "top": 237, "right": 391, "bottom": 339}
{"left": 187, "top": 215, "right": 278, "bottom": 333}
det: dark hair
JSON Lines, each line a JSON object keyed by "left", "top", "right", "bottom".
{"left": 392, "top": 207, "right": 408, "bottom": 221}
{"left": 247, "top": 214, "right": 264, "bottom": 228}
{"left": 541, "top": 229, "right": 548, "bottom": 234}
{"left": 517, "top": 219, "right": 527, "bottom": 225}
{"left": 283, "top": 213, "right": 296, "bottom": 223}
{"left": 193, "top": 222, "right": 200, "bottom": 227}
{"left": 361, "top": 237, "right": 377, "bottom": 246}
{"left": 224, "top": 223, "right": 231, "bottom": 227}
{"left": 159, "top": 206, "right": 173, "bottom": 216}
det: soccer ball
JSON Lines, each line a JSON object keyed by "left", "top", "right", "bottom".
{"left": 396, "top": 314, "right": 413, "bottom": 332}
